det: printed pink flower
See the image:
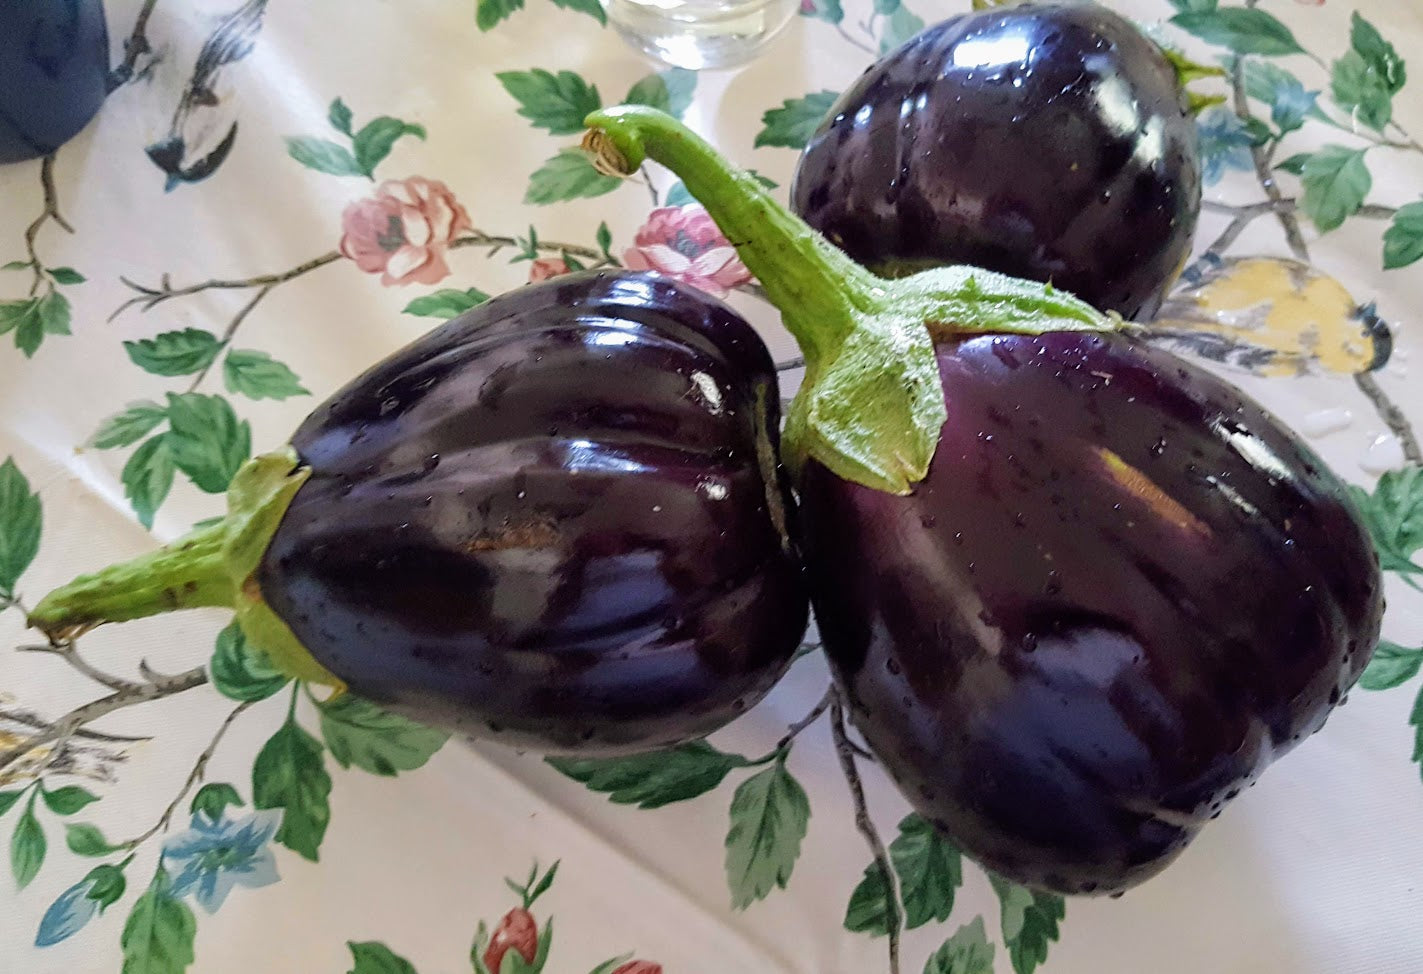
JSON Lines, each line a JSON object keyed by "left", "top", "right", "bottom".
{"left": 528, "top": 256, "right": 571, "bottom": 282}
{"left": 610, "top": 963, "right": 662, "bottom": 974}
{"left": 623, "top": 204, "right": 753, "bottom": 297}
{"left": 339, "top": 177, "right": 472, "bottom": 287}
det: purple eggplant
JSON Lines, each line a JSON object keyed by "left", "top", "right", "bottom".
{"left": 31, "top": 271, "right": 808, "bottom": 754}
{"left": 790, "top": 2, "right": 1201, "bottom": 320}
{"left": 581, "top": 106, "right": 1381, "bottom": 893}
{"left": 799, "top": 331, "right": 1382, "bottom": 893}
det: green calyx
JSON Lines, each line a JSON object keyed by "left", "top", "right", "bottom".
{"left": 27, "top": 449, "right": 342, "bottom": 690}
{"left": 583, "top": 105, "right": 1119, "bottom": 494}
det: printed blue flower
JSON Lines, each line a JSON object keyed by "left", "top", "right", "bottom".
{"left": 35, "top": 878, "right": 100, "bottom": 947}
{"left": 162, "top": 808, "right": 282, "bottom": 913}
{"left": 1195, "top": 107, "right": 1258, "bottom": 186}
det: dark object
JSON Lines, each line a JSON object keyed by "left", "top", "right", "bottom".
{"left": 0, "top": 0, "right": 111, "bottom": 163}
{"left": 790, "top": 2, "right": 1201, "bottom": 320}
{"left": 798, "top": 330, "right": 1383, "bottom": 894}
{"left": 258, "top": 271, "right": 807, "bottom": 753}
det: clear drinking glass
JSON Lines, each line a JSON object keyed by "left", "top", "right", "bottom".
{"left": 604, "top": 0, "right": 801, "bottom": 70}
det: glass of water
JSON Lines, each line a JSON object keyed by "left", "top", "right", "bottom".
{"left": 605, "top": 0, "right": 802, "bottom": 70}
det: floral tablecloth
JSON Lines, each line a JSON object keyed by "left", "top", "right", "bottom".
{"left": 2, "top": 0, "right": 1422, "bottom": 971}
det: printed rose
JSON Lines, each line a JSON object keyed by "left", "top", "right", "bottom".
{"left": 483, "top": 908, "right": 538, "bottom": 972}
{"left": 528, "top": 256, "right": 571, "bottom": 282}
{"left": 623, "top": 204, "right": 753, "bottom": 297}
{"left": 611, "top": 962, "right": 663, "bottom": 974}
{"left": 340, "top": 177, "right": 472, "bottom": 286}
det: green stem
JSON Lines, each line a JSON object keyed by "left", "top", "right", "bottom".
{"left": 24, "top": 450, "right": 342, "bottom": 689}
{"left": 585, "top": 106, "right": 879, "bottom": 366}
{"left": 27, "top": 521, "right": 234, "bottom": 639}
{"left": 582, "top": 106, "right": 1116, "bottom": 494}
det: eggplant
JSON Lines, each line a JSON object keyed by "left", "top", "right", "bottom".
{"left": 31, "top": 271, "right": 809, "bottom": 754}
{"left": 790, "top": 2, "right": 1201, "bottom": 321}
{"left": 799, "top": 331, "right": 1382, "bottom": 894}
{"left": 581, "top": 106, "right": 1382, "bottom": 893}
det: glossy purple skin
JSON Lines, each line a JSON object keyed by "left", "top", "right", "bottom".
{"left": 799, "top": 332, "right": 1382, "bottom": 894}
{"left": 791, "top": 2, "right": 1201, "bottom": 320}
{"left": 259, "top": 271, "right": 807, "bottom": 754}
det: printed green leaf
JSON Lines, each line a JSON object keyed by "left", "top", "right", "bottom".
{"left": 1346, "top": 466, "right": 1423, "bottom": 577}
{"left": 164, "top": 393, "right": 251, "bottom": 494}
{"left": 1411, "top": 684, "right": 1423, "bottom": 772}
{"left": 0, "top": 260, "right": 30, "bottom": 271}
{"left": 47, "top": 266, "right": 85, "bottom": 285}
{"left": 525, "top": 148, "right": 621, "bottom": 205}
{"left": 0, "top": 457, "right": 42, "bottom": 598}
{"left": 65, "top": 822, "right": 123, "bottom": 857}
{"left": 547, "top": 740, "right": 750, "bottom": 809}
{"left": 550, "top": 0, "right": 607, "bottom": 25}
{"left": 11, "top": 804, "right": 45, "bottom": 887}
{"left": 91, "top": 401, "right": 167, "bottom": 450}
{"left": 596, "top": 221, "right": 613, "bottom": 256}
{"left": 10, "top": 298, "right": 44, "bottom": 356}
{"left": 1332, "top": 52, "right": 1393, "bottom": 132}
{"left": 120, "top": 870, "right": 196, "bottom": 974}
{"left": 625, "top": 68, "right": 697, "bottom": 119}
{"left": 36, "top": 291, "right": 70, "bottom": 339}
{"left": 991, "top": 876, "right": 1064, "bottom": 974}
{"left": 756, "top": 91, "right": 839, "bottom": 149}
{"left": 191, "top": 783, "right": 244, "bottom": 822}
{"left": 845, "top": 813, "right": 963, "bottom": 936}
{"left": 329, "top": 98, "right": 354, "bottom": 136}
{"left": 0, "top": 298, "right": 34, "bottom": 337}
{"left": 1383, "top": 201, "right": 1423, "bottom": 270}
{"left": 210, "top": 621, "right": 289, "bottom": 702}
{"left": 1241, "top": 60, "right": 1318, "bottom": 134}
{"left": 285, "top": 136, "right": 364, "bottom": 177}
{"left": 1170, "top": 9, "right": 1303, "bottom": 56}
{"left": 223, "top": 349, "right": 309, "bottom": 401}
{"left": 498, "top": 69, "right": 603, "bottom": 135}
{"left": 402, "top": 287, "right": 491, "bottom": 318}
{"left": 317, "top": 694, "right": 449, "bottom": 776}
{"left": 924, "top": 917, "right": 996, "bottom": 974}
{"left": 1332, "top": 13, "right": 1406, "bottom": 131}
{"left": 799, "top": 0, "right": 843, "bottom": 23}
{"left": 879, "top": 4, "right": 924, "bottom": 53}
{"left": 347, "top": 941, "right": 419, "bottom": 974}
{"left": 724, "top": 756, "right": 810, "bottom": 909}
{"left": 252, "top": 710, "right": 332, "bottom": 861}
{"left": 122, "top": 435, "right": 176, "bottom": 530}
{"left": 1275, "top": 153, "right": 1312, "bottom": 176}
{"left": 85, "top": 863, "right": 128, "bottom": 911}
{"left": 124, "top": 329, "right": 223, "bottom": 377}
{"left": 477, "top": 0, "right": 525, "bottom": 31}
{"left": 1297, "top": 146, "right": 1371, "bottom": 233}
{"left": 353, "top": 117, "right": 427, "bottom": 177}
{"left": 0, "top": 790, "right": 23, "bottom": 815}
{"left": 41, "top": 785, "right": 99, "bottom": 816}
{"left": 1359, "top": 641, "right": 1423, "bottom": 692}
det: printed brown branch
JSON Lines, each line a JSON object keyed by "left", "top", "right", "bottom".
{"left": 831, "top": 693, "right": 901, "bottom": 974}
{"left": 111, "top": 229, "right": 618, "bottom": 325}
{"left": 21, "top": 154, "right": 73, "bottom": 296}
{"left": 16, "top": 640, "right": 143, "bottom": 694}
{"left": 108, "top": 0, "right": 162, "bottom": 91}
{"left": 0, "top": 665, "right": 209, "bottom": 775}
{"left": 114, "top": 698, "right": 255, "bottom": 849}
